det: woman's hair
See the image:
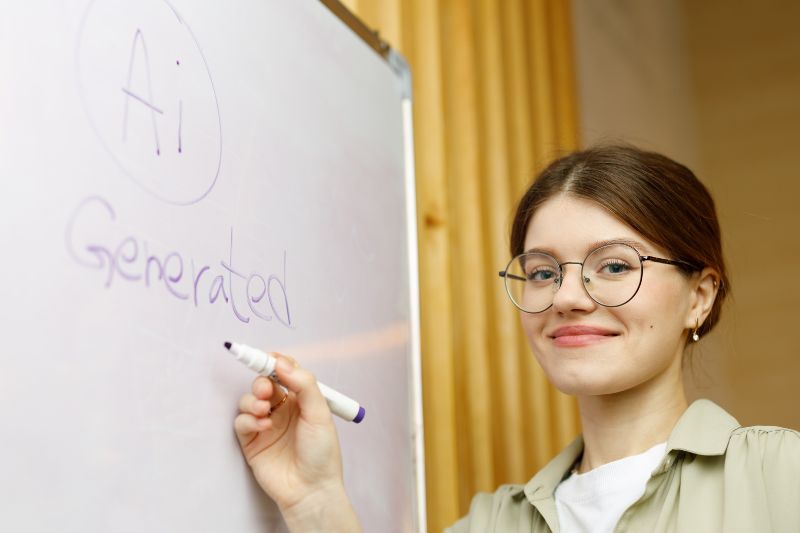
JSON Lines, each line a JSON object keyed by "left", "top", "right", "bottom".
{"left": 510, "top": 144, "right": 729, "bottom": 338}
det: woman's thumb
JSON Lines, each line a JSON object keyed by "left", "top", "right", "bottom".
{"left": 274, "top": 356, "right": 331, "bottom": 424}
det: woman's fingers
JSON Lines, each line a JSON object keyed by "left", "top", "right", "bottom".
{"left": 252, "top": 375, "right": 276, "bottom": 399}
{"left": 239, "top": 393, "right": 271, "bottom": 417}
{"left": 234, "top": 412, "right": 273, "bottom": 440}
{"left": 235, "top": 355, "right": 330, "bottom": 457}
{"left": 272, "top": 355, "right": 330, "bottom": 425}
{"left": 235, "top": 393, "right": 272, "bottom": 442}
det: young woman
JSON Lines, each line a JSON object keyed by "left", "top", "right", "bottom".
{"left": 234, "top": 145, "right": 800, "bottom": 532}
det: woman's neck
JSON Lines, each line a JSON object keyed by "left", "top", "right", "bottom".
{"left": 574, "top": 367, "right": 688, "bottom": 474}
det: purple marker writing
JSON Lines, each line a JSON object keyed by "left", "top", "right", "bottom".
{"left": 225, "top": 341, "right": 365, "bottom": 424}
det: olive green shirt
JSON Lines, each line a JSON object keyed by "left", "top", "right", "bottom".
{"left": 447, "top": 399, "right": 800, "bottom": 533}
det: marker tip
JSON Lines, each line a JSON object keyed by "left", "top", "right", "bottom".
{"left": 354, "top": 406, "right": 366, "bottom": 423}
{"left": 224, "top": 341, "right": 232, "bottom": 350}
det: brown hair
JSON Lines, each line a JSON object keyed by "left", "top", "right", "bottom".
{"left": 510, "top": 144, "right": 729, "bottom": 338}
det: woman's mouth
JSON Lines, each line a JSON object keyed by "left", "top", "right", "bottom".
{"left": 549, "top": 325, "right": 620, "bottom": 347}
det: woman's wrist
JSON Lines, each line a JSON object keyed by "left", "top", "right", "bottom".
{"left": 280, "top": 481, "right": 361, "bottom": 533}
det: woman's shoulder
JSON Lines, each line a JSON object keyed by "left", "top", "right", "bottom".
{"left": 715, "top": 423, "right": 800, "bottom": 529}
{"left": 444, "top": 484, "right": 532, "bottom": 533}
{"left": 677, "top": 399, "right": 799, "bottom": 471}
{"left": 727, "top": 423, "right": 800, "bottom": 471}
{"left": 672, "top": 399, "right": 799, "bottom": 455}
{"left": 445, "top": 437, "right": 584, "bottom": 532}
{"left": 731, "top": 423, "right": 800, "bottom": 440}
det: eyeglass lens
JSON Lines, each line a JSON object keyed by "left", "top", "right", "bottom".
{"left": 503, "top": 243, "right": 644, "bottom": 312}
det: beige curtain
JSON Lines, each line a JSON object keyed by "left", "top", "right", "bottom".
{"left": 339, "top": 1, "right": 581, "bottom": 530}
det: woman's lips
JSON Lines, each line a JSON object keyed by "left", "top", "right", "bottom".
{"left": 549, "top": 326, "right": 619, "bottom": 347}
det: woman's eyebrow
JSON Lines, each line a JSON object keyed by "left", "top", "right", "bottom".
{"left": 522, "top": 245, "right": 556, "bottom": 255}
{"left": 522, "top": 237, "right": 651, "bottom": 256}
{"left": 587, "top": 238, "right": 650, "bottom": 252}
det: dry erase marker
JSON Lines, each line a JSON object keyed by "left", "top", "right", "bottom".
{"left": 224, "top": 341, "right": 365, "bottom": 423}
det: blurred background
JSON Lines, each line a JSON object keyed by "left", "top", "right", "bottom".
{"left": 339, "top": 1, "right": 800, "bottom": 531}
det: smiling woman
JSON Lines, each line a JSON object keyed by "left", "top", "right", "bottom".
{"left": 234, "top": 145, "right": 800, "bottom": 533}
{"left": 445, "top": 145, "right": 800, "bottom": 533}
{"left": 509, "top": 145, "right": 729, "bottom": 340}
{"left": 515, "top": 195, "right": 716, "bottom": 399}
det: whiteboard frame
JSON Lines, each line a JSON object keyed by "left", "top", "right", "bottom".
{"left": 316, "top": 2, "right": 426, "bottom": 531}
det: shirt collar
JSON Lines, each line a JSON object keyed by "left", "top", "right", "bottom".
{"left": 520, "top": 435, "right": 583, "bottom": 532}
{"left": 522, "top": 435, "right": 583, "bottom": 502}
{"left": 666, "top": 398, "right": 740, "bottom": 456}
{"left": 518, "top": 399, "right": 741, "bottom": 504}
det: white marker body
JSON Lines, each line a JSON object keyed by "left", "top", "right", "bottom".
{"left": 228, "top": 342, "right": 363, "bottom": 423}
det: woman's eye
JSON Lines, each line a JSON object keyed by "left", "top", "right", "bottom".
{"left": 527, "top": 269, "right": 557, "bottom": 282}
{"left": 600, "top": 261, "right": 630, "bottom": 274}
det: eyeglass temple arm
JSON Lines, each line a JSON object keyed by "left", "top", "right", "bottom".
{"left": 641, "top": 255, "right": 699, "bottom": 270}
{"left": 498, "top": 271, "right": 527, "bottom": 281}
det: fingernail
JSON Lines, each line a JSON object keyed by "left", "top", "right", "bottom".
{"left": 276, "top": 358, "right": 294, "bottom": 374}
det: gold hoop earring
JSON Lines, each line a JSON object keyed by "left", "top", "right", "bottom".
{"left": 692, "top": 318, "right": 700, "bottom": 342}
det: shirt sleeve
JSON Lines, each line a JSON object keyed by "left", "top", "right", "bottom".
{"left": 725, "top": 425, "right": 800, "bottom": 532}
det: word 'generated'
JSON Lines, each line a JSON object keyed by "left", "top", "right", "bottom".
{"left": 66, "top": 196, "right": 292, "bottom": 327}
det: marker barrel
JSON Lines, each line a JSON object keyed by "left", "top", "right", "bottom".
{"left": 227, "top": 342, "right": 365, "bottom": 423}
{"left": 317, "top": 382, "right": 362, "bottom": 422}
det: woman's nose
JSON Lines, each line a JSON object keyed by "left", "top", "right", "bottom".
{"left": 551, "top": 263, "right": 596, "bottom": 313}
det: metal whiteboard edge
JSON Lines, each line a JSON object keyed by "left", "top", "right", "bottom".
{"left": 316, "top": 1, "right": 412, "bottom": 99}
{"left": 402, "top": 96, "right": 426, "bottom": 533}
{"left": 317, "top": 0, "right": 389, "bottom": 58}
{"left": 317, "top": 1, "right": 423, "bottom": 531}
{"left": 388, "top": 49, "right": 413, "bottom": 100}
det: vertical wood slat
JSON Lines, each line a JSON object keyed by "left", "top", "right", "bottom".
{"left": 472, "top": 0, "right": 526, "bottom": 486}
{"left": 439, "top": 0, "right": 495, "bottom": 508}
{"left": 399, "top": 1, "right": 463, "bottom": 531}
{"left": 527, "top": 0, "right": 559, "bottom": 164}
{"left": 548, "top": 0, "right": 580, "bottom": 151}
{"left": 501, "top": 0, "right": 538, "bottom": 197}
{"left": 333, "top": 1, "right": 582, "bottom": 530}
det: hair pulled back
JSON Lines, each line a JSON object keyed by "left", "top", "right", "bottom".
{"left": 510, "top": 145, "right": 729, "bottom": 338}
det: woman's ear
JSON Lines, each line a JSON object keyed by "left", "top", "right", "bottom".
{"left": 685, "top": 267, "right": 720, "bottom": 329}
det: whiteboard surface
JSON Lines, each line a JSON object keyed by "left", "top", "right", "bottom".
{"left": 0, "top": 1, "right": 421, "bottom": 531}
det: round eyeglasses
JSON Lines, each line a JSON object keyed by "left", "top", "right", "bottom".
{"left": 499, "top": 242, "right": 699, "bottom": 313}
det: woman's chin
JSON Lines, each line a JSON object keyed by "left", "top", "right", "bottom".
{"left": 552, "top": 379, "right": 628, "bottom": 397}
{"left": 538, "top": 360, "right": 633, "bottom": 397}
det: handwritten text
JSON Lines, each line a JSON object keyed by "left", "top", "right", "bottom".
{"left": 65, "top": 195, "right": 292, "bottom": 327}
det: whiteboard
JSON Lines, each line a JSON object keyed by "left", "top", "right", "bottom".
{"left": 0, "top": 1, "right": 425, "bottom": 532}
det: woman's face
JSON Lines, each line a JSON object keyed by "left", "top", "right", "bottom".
{"left": 520, "top": 194, "right": 697, "bottom": 397}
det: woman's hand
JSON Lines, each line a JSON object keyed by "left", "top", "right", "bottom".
{"left": 234, "top": 355, "right": 361, "bottom": 532}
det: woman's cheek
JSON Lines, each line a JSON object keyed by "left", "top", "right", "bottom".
{"left": 519, "top": 312, "right": 544, "bottom": 337}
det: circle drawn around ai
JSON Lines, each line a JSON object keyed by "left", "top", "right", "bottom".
{"left": 77, "top": 0, "right": 222, "bottom": 205}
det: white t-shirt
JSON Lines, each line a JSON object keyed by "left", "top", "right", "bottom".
{"left": 554, "top": 441, "right": 667, "bottom": 533}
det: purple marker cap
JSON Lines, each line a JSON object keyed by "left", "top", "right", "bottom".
{"left": 354, "top": 406, "right": 366, "bottom": 424}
